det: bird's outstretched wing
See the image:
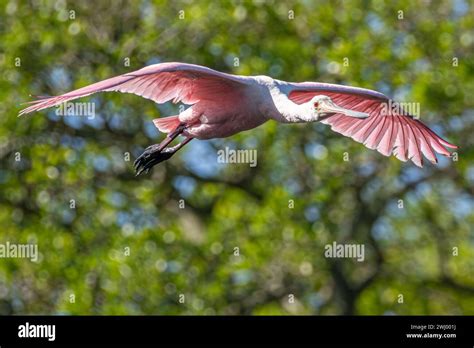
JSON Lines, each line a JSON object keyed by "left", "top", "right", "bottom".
{"left": 287, "top": 82, "right": 457, "bottom": 167}
{"left": 19, "top": 62, "right": 250, "bottom": 116}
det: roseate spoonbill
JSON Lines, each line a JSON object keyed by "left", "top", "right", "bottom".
{"left": 19, "top": 62, "right": 457, "bottom": 175}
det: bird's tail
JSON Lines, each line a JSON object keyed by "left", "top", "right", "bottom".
{"left": 153, "top": 115, "right": 181, "bottom": 133}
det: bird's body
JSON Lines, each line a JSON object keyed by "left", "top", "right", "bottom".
{"left": 179, "top": 86, "right": 267, "bottom": 139}
{"left": 174, "top": 75, "right": 293, "bottom": 139}
{"left": 20, "top": 62, "right": 457, "bottom": 174}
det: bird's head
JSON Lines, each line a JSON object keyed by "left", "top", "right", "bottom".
{"left": 311, "top": 95, "right": 369, "bottom": 119}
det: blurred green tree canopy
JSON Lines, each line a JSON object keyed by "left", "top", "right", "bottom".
{"left": 0, "top": 0, "right": 473, "bottom": 315}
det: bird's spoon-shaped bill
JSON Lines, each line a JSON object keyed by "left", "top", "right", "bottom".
{"left": 321, "top": 100, "right": 369, "bottom": 118}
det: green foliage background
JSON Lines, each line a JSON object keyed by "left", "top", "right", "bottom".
{"left": 0, "top": 0, "right": 473, "bottom": 315}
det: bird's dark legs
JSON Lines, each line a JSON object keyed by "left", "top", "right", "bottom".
{"left": 155, "top": 123, "right": 187, "bottom": 152}
{"left": 134, "top": 123, "right": 193, "bottom": 176}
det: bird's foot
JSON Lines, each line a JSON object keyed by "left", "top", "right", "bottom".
{"left": 134, "top": 145, "right": 175, "bottom": 176}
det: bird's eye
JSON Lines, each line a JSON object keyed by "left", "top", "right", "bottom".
{"left": 314, "top": 102, "right": 319, "bottom": 108}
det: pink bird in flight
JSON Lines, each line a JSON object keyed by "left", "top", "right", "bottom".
{"left": 19, "top": 62, "right": 457, "bottom": 175}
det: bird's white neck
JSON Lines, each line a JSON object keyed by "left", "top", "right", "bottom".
{"left": 263, "top": 83, "right": 315, "bottom": 123}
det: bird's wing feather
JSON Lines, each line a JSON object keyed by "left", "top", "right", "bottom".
{"left": 19, "top": 62, "right": 250, "bottom": 116}
{"left": 287, "top": 82, "right": 457, "bottom": 167}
